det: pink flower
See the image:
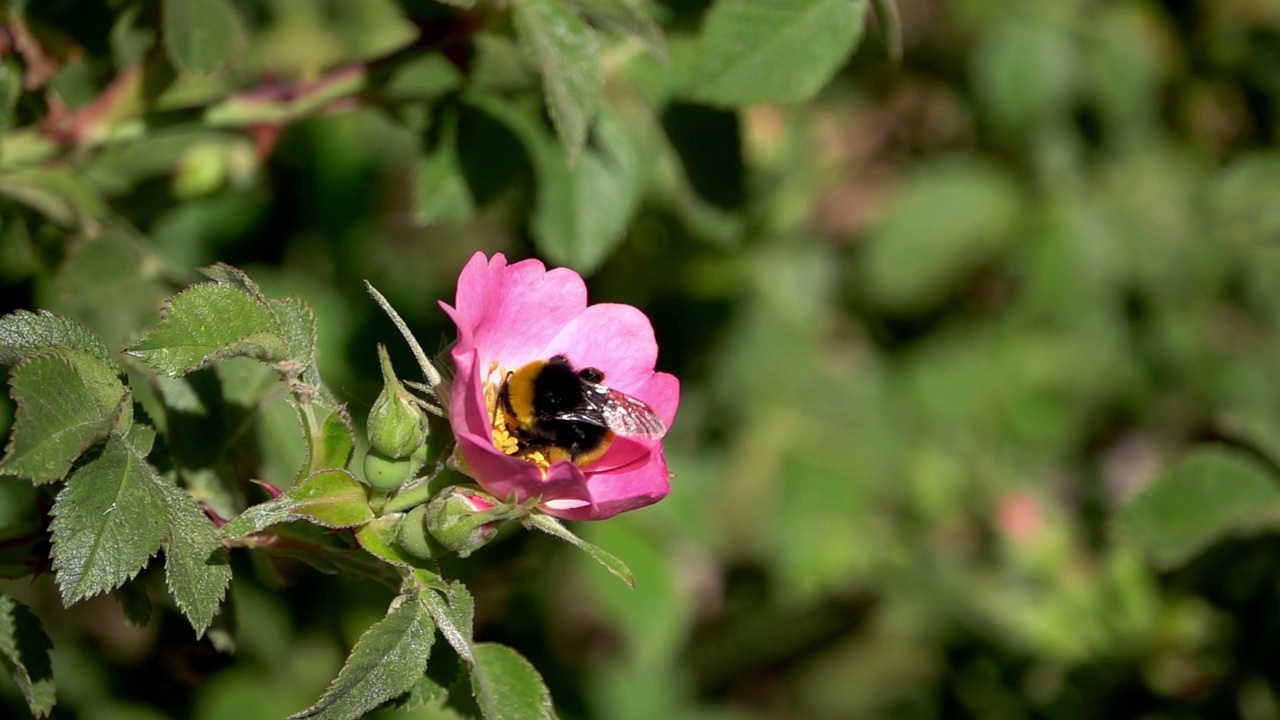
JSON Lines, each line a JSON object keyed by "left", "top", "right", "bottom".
{"left": 439, "top": 252, "right": 679, "bottom": 520}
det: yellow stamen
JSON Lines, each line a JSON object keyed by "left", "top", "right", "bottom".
{"left": 486, "top": 364, "right": 552, "bottom": 471}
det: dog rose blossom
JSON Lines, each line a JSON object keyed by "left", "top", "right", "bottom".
{"left": 439, "top": 252, "right": 678, "bottom": 520}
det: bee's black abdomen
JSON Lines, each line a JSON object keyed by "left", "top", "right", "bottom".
{"left": 532, "top": 357, "right": 588, "bottom": 416}
{"left": 530, "top": 418, "right": 610, "bottom": 458}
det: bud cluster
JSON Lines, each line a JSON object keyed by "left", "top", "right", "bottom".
{"left": 396, "top": 486, "right": 507, "bottom": 559}
{"left": 362, "top": 344, "right": 430, "bottom": 491}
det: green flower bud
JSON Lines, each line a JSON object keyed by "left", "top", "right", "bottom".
{"left": 367, "top": 344, "right": 428, "bottom": 459}
{"left": 396, "top": 504, "right": 439, "bottom": 559}
{"left": 363, "top": 449, "right": 417, "bottom": 491}
{"left": 425, "top": 486, "right": 503, "bottom": 558}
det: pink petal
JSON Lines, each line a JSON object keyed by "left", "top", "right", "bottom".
{"left": 447, "top": 252, "right": 588, "bottom": 370}
{"left": 541, "top": 303, "right": 658, "bottom": 394}
{"left": 635, "top": 371, "right": 680, "bottom": 428}
{"left": 547, "top": 451, "right": 673, "bottom": 521}
{"left": 584, "top": 372, "right": 680, "bottom": 472}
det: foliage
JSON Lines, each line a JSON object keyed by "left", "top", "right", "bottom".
{"left": 3, "top": 0, "right": 1280, "bottom": 719}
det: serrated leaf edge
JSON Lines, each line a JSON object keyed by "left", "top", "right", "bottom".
{"left": 0, "top": 351, "right": 129, "bottom": 485}
{"left": 513, "top": 0, "right": 602, "bottom": 165}
{"left": 200, "top": 262, "right": 268, "bottom": 302}
{"left": 49, "top": 442, "right": 164, "bottom": 605}
{"left": 0, "top": 309, "right": 117, "bottom": 369}
{"left": 124, "top": 282, "right": 289, "bottom": 376}
{"left": 158, "top": 481, "right": 231, "bottom": 637}
{"left": 287, "top": 592, "right": 436, "bottom": 720}
{"left": 422, "top": 583, "right": 475, "bottom": 665}
{"left": 470, "top": 642, "right": 557, "bottom": 720}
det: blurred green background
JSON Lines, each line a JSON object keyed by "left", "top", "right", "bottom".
{"left": 5, "top": 0, "right": 1280, "bottom": 718}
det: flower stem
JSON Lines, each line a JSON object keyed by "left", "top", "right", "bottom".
{"left": 385, "top": 481, "right": 436, "bottom": 514}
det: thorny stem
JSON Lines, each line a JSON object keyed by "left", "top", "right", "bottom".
{"left": 228, "top": 529, "right": 401, "bottom": 589}
{"left": 384, "top": 479, "right": 437, "bottom": 514}
{"left": 383, "top": 449, "right": 454, "bottom": 513}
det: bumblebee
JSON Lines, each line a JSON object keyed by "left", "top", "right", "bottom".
{"left": 497, "top": 354, "right": 666, "bottom": 465}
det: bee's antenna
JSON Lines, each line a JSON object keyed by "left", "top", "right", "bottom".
{"left": 364, "top": 281, "right": 443, "bottom": 389}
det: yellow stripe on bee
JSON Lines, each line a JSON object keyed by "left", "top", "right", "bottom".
{"left": 569, "top": 432, "right": 614, "bottom": 466}
{"left": 505, "top": 360, "right": 545, "bottom": 429}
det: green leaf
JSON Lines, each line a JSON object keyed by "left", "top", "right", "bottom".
{"left": 529, "top": 113, "right": 645, "bottom": 272}
{"left": 50, "top": 436, "right": 169, "bottom": 604}
{"left": 109, "top": 2, "right": 157, "bottom": 68}
{"left": 470, "top": 643, "right": 557, "bottom": 720}
{"left": 269, "top": 296, "right": 318, "bottom": 369}
{"left": 528, "top": 514, "right": 634, "bottom": 587}
{"left": 0, "top": 595, "right": 55, "bottom": 718}
{"left": 287, "top": 594, "right": 436, "bottom": 720}
{"left": 200, "top": 262, "right": 269, "bottom": 302}
{"left": 476, "top": 96, "right": 644, "bottom": 272}
{"left": 869, "top": 0, "right": 901, "bottom": 60}
{"left": 513, "top": 0, "right": 600, "bottom": 164}
{"left": 162, "top": 0, "right": 249, "bottom": 74}
{"left": 267, "top": 294, "right": 354, "bottom": 479}
{"left": 972, "top": 13, "right": 1077, "bottom": 131}
{"left": 293, "top": 398, "right": 355, "bottom": 484}
{"left": 222, "top": 469, "right": 373, "bottom": 539}
{"left": 158, "top": 479, "right": 231, "bottom": 637}
{"left": 54, "top": 232, "right": 169, "bottom": 351}
{"left": 861, "top": 159, "right": 1023, "bottom": 312}
{"left": 1120, "top": 447, "right": 1280, "bottom": 567}
{"left": 0, "top": 351, "right": 128, "bottom": 484}
{"left": 126, "top": 282, "right": 289, "bottom": 376}
{"left": 0, "top": 167, "right": 108, "bottom": 231}
{"left": 0, "top": 310, "right": 115, "bottom": 367}
{"left": 276, "top": 468, "right": 371, "bottom": 529}
{"left": 681, "top": 0, "right": 867, "bottom": 106}
{"left": 565, "top": 0, "right": 666, "bottom": 59}
{"left": 311, "top": 409, "right": 356, "bottom": 474}
{"left": 415, "top": 106, "right": 476, "bottom": 225}
{"left": 124, "top": 423, "right": 157, "bottom": 457}
{"left": 422, "top": 581, "right": 475, "bottom": 665}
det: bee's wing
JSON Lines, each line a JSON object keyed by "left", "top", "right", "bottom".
{"left": 554, "top": 410, "right": 610, "bottom": 428}
{"left": 572, "top": 384, "right": 666, "bottom": 438}
{"left": 604, "top": 392, "right": 666, "bottom": 437}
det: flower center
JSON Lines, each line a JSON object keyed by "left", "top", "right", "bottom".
{"left": 487, "top": 375, "right": 554, "bottom": 468}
